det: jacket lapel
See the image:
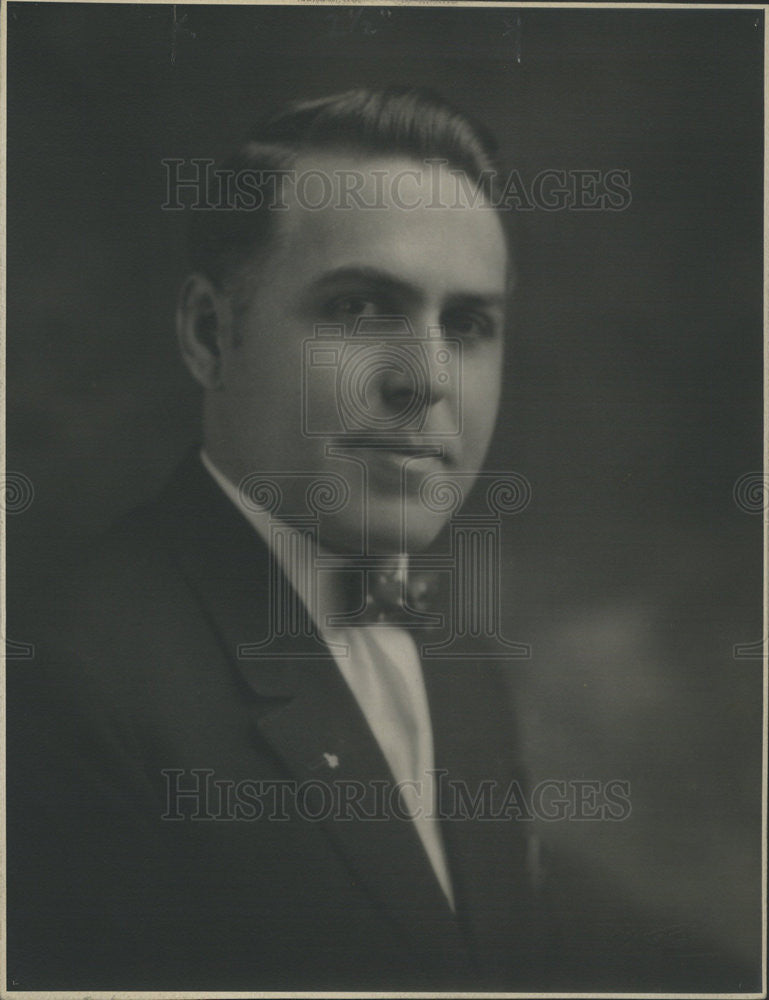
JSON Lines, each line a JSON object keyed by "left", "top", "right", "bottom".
{"left": 153, "top": 451, "right": 472, "bottom": 971}
{"left": 422, "top": 653, "right": 545, "bottom": 984}
{"left": 253, "top": 663, "right": 472, "bottom": 972}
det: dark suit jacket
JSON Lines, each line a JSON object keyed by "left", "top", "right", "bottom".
{"left": 7, "top": 452, "right": 758, "bottom": 993}
{"left": 7, "top": 451, "right": 547, "bottom": 991}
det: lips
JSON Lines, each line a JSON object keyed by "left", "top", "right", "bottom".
{"left": 336, "top": 437, "right": 455, "bottom": 466}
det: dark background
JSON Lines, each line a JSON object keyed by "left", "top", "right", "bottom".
{"left": 6, "top": 2, "right": 764, "bottom": 978}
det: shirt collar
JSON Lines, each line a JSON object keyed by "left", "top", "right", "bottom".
{"left": 199, "top": 450, "right": 410, "bottom": 632}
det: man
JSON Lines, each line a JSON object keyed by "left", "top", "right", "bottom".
{"left": 7, "top": 87, "right": 545, "bottom": 991}
{"left": 6, "top": 87, "right": 750, "bottom": 995}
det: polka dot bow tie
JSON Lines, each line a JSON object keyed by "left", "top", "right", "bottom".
{"left": 352, "top": 563, "right": 445, "bottom": 626}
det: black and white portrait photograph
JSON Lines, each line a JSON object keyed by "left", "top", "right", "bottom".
{"left": 2, "top": 2, "right": 766, "bottom": 996}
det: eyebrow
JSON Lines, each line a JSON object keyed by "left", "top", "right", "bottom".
{"left": 306, "top": 265, "right": 509, "bottom": 309}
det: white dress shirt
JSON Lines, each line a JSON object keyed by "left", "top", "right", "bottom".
{"left": 200, "top": 451, "right": 455, "bottom": 910}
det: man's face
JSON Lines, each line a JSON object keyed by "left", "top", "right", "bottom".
{"left": 210, "top": 153, "right": 508, "bottom": 554}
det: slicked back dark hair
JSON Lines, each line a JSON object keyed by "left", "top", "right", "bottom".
{"left": 188, "top": 86, "right": 508, "bottom": 295}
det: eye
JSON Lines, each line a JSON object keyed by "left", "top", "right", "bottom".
{"left": 328, "top": 295, "right": 380, "bottom": 321}
{"left": 442, "top": 308, "right": 494, "bottom": 342}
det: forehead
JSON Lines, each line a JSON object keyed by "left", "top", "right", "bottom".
{"left": 266, "top": 153, "right": 509, "bottom": 297}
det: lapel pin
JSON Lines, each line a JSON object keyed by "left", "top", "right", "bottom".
{"left": 323, "top": 752, "right": 340, "bottom": 770}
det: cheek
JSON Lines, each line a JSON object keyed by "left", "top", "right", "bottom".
{"left": 461, "top": 356, "right": 503, "bottom": 431}
{"left": 231, "top": 301, "right": 306, "bottom": 393}
{"left": 233, "top": 337, "right": 303, "bottom": 409}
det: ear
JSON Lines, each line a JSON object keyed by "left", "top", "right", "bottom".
{"left": 176, "top": 273, "right": 231, "bottom": 389}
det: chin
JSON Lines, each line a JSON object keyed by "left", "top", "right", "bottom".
{"left": 319, "top": 501, "right": 447, "bottom": 556}
{"left": 368, "top": 505, "right": 448, "bottom": 555}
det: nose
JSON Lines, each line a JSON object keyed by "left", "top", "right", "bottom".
{"left": 379, "top": 331, "right": 452, "bottom": 418}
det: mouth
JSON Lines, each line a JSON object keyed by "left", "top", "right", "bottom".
{"left": 329, "top": 438, "right": 456, "bottom": 495}
{"left": 334, "top": 436, "right": 454, "bottom": 461}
